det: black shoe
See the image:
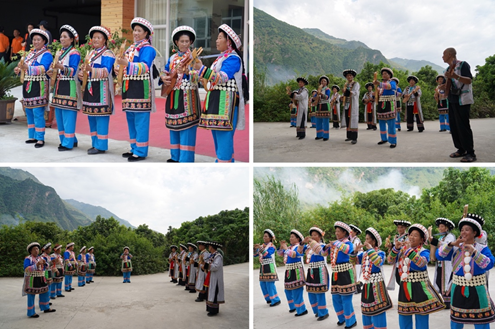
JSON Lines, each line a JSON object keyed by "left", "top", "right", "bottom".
{"left": 298, "top": 136, "right": 305, "bottom": 140}
{"left": 58, "top": 146, "right": 72, "bottom": 151}
{"left": 351, "top": 140, "right": 357, "bottom": 144}
{"left": 317, "top": 314, "right": 329, "bottom": 321}
{"left": 315, "top": 137, "right": 322, "bottom": 140}
{"left": 71, "top": 288, "right": 74, "bottom": 290}
{"left": 418, "top": 130, "right": 424, "bottom": 133}
{"left": 25, "top": 139, "right": 37, "bottom": 144}
{"left": 345, "top": 322, "right": 357, "bottom": 329}
{"left": 123, "top": 281, "right": 126, "bottom": 283}
{"left": 34, "top": 141, "right": 45, "bottom": 148}
{"left": 57, "top": 295, "right": 65, "bottom": 297}
{"left": 189, "top": 290, "right": 196, "bottom": 293}
{"left": 128, "top": 281, "right": 131, "bottom": 283}
{"left": 366, "top": 128, "right": 371, "bottom": 130}
{"left": 266, "top": 300, "right": 271, "bottom": 304}
{"left": 390, "top": 144, "right": 397, "bottom": 148}
{"left": 323, "top": 138, "right": 329, "bottom": 141}
{"left": 44, "top": 309, "right": 56, "bottom": 313}
{"left": 88, "top": 148, "right": 105, "bottom": 155}
{"left": 345, "top": 138, "right": 351, "bottom": 141}
{"left": 73, "top": 142, "right": 78, "bottom": 147}
{"left": 377, "top": 141, "right": 387, "bottom": 145}
{"left": 270, "top": 301, "right": 281, "bottom": 307}
{"left": 30, "top": 314, "right": 39, "bottom": 318}
{"left": 337, "top": 320, "right": 345, "bottom": 326}
{"left": 207, "top": 312, "right": 218, "bottom": 317}
{"left": 49, "top": 303, "right": 52, "bottom": 305}
{"left": 315, "top": 314, "right": 318, "bottom": 318}
{"left": 295, "top": 310, "right": 308, "bottom": 317}
{"left": 50, "top": 297, "right": 56, "bottom": 300}
{"left": 439, "top": 129, "right": 445, "bottom": 132}
{"left": 128, "top": 155, "right": 146, "bottom": 162}
{"left": 195, "top": 298, "right": 204, "bottom": 302}
{"left": 407, "top": 129, "right": 413, "bottom": 131}
{"left": 65, "top": 290, "right": 71, "bottom": 292}
{"left": 122, "top": 152, "right": 133, "bottom": 158}
{"left": 167, "top": 159, "right": 178, "bottom": 162}
{"left": 289, "top": 309, "right": 296, "bottom": 313}
{"left": 397, "top": 128, "right": 401, "bottom": 131}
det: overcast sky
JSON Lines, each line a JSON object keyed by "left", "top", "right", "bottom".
{"left": 15, "top": 166, "right": 249, "bottom": 235}
{"left": 254, "top": 0, "right": 495, "bottom": 71}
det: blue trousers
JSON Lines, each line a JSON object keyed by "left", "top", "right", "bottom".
{"left": 363, "top": 312, "right": 387, "bottom": 329}
{"left": 379, "top": 118, "right": 397, "bottom": 144}
{"left": 211, "top": 106, "right": 238, "bottom": 162}
{"left": 439, "top": 114, "right": 450, "bottom": 131}
{"left": 123, "top": 271, "right": 131, "bottom": 282}
{"left": 25, "top": 107, "right": 46, "bottom": 141}
{"left": 399, "top": 314, "right": 429, "bottom": 329}
{"left": 126, "top": 111, "right": 150, "bottom": 157}
{"left": 311, "top": 115, "right": 316, "bottom": 128}
{"left": 291, "top": 116, "right": 297, "bottom": 127}
{"left": 332, "top": 294, "right": 356, "bottom": 326}
{"left": 50, "top": 283, "right": 56, "bottom": 298}
{"left": 55, "top": 108, "right": 78, "bottom": 148}
{"left": 86, "top": 272, "right": 93, "bottom": 283}
{"left": 170, "top": 126, "right": 197, "bottom": 162}
{"left": 316, "top": 117, "right": 330, "bottom": 139}
{"left": 284, "top": 287, "right": 306, "bottom": 314}
{"left": 27, "top": 291, "right": 50, "bottom": 316}
{"left": 64, "top": 274, "right": 73, "bottom": 291}
{"left": 88, "top": 116, "right": 110, "bottom": 151}
{"left": 308, "top": 292, "right": 328, "bottom": 317}
{"left": 451, "top": 322, "right": 490, "bottom": 329}
{"left": 78, "top": 275, "right": 86, "bottom": 286}
{"left": 259, "top": 281, "right": 280, "bottom": 305}
{"left": 396, "top": 112, "right": 401, "bottom": 129}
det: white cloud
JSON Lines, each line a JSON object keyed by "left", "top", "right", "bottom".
{"left": 254, "top": 0, "right": 495, "bottom": 70}
{"left": 15, "top": 167, "right": 249, "bottom": 234}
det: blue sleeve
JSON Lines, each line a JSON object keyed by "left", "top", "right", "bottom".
{"left": 346, "top": 241, "right": 354, "bottom": 254}
{"left": 295, "top": 245, "right": 306, "bottom": 257}
{"left": 397, "top": 87, "right": 402, "bottom": 93}
{"left": 64, "top": 251, "right": 69, "bottom": 260}
{"left": 390, "top": 80, "right": 397, "bottom": 92}
{"left": 164, "top": 56, "right": 172, "bottom": 72}
{"left": 357, "top": 252, "right": 363, "bottom": 264}
{"left": 101, "top": 54, "right": 115, "bottom": 75}
{"left": 127, "top": 46, "right": 156, "bottom": 74}
{"left": 36, "top": 52, "right": 53, "bottom": 71}
{"left": 411, "top": 249, "right": 429, "bottom": 271}
{"left": 325, "top": 89, "right": 331, "bottom": 97}
{"left": 68, "top": 52, "right": 81, "bottom": 76}
{"left": 77, "top": 254, "right": 82, "bottom": 261}
{"left": 86, "top": 254, "right": 90, "bottom": 262}
{"left": 219, "top": 56, "right": 241, "bottom": 80}
{"left": 481, "top": 246, "right": 495, "bottom": 271}
{"left": 265, "top": 246, "right": 275, "bottom": 257}
{"left": 24, "top": 258, "right": 32, "bottom": 270}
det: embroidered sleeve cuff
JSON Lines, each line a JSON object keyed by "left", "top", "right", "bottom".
{"left": 91, "top": 68, "right": 109, "bottom": 79}
{"left": 309, "top": 240, "right": 322, "bottom": 254}
{"left": 473, "top": 249, "right": 490, "bottom": 269}
{"left": 128, "top": 62, "right": 149, "bottom": 75}
{"left": 438, "top": 242, "right": 452, "bottom": 258}
{"left": 28, "top": 65, "right": 45, "bottom": 76}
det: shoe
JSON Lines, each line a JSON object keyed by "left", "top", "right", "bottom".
{"left": 351, "top": 140, "right": 357, "bottom": 144}
{"left": 70, "top": 288, "right": 74, "bottom": 290}
{"left": 49, "top": 303, "right": 52, "bottom": 305}
{"left": 418, "top": 130, "right": 424, "bottom": 133}
{"left": 270, "top": 301, "right": 281, "bottom": 307}
{"left": 207, "top": 312, "right": 218, "bottom": 317}
{"left": 266, "top": 300, "right": 271, "bottom": 304}
{"left": 25, "top": 139, "right": 37, "bottom": 144}
{"left": 323, "top": 138, "right": 329, "bottom": 141}
{"left": 65, "top": 290, "right": 71, "bottom": 292}
{"left": 30, "top": 314, "right": 39, "bottom": 318}
{"left": 345, "top": 138, "right": 351, "bottom": 141}
{"left": 390, "top": 144, "right": 397, "bottom": 148}
{"left": 366, "top": 128, "right": 371, "bottom": 130}
{"left": 123, "top": 281, "right": 126, "bottom": 283}
{"left": 337, "top": 320, "right": 345, "bottom": 326}
{"left": 460, "top": 155, "right": 477, "bottom": 162}
{"left": 195, "top": 298, "right": 204, "bottom": 302}
{"left": 50, "top": 297, "right": 56, "bottom": 300}
{"left": 345, "top": 322, "right": 357, "bottom": 329}
{"left": 373, "top": 128, "right": 377, "bottom": 131}
{"left": 298, "top": 136, "right": 305, "bottom": 140}
{"left": 397, "top": 128, "right": 401, "bottom": 131}
{"left": 58, "top": 146, "right": 72, "bottom": 151}
{"left": 57, "top": 295, "right": 65, "bottom": 297}
{"left": 34, "top": 141, "right": 45, "bottom": 148}
{"left": 289, "top": 309, "right": 296, "bottom": 313}
{"left": 88, "top": 148, "right": 105, "bottom": 155}
{"left": 90, "top": 281, "right": 94, "bottom": 283}
{"left": 122, "top": 152, "right": 133, "bottom": 158}
{"left": 128, "top": 155, "right": 146, "bottom": 162}
{"left": 315, "top": 314, "right": 318, "bottom": 318}
{"left": 377, "top": 141, "right": 387, "bottom": 145}
{"left": 189, "top": 290, "right": 196, "bottom": 293}
{"left": 44, "top": 309, "right": 56, "bottom": 313}
{"left": 317, "top": 314, "right": 329, "bottom": 321}
{"left": 439, "top": 129, "right": 445, "bottom": 132}
{"left": 73, "top": 142, "right": 78, "bottom": 147}
{"left": 407, "top": 129, "right": 413, "bottom": 131}
{"left": 449, "top": 151, "right": 466, "bottom": 158}
{"left": 295, "top": 310, "right": 308, "bottom": 317}
{"left": 315, "top": 137, "right": 322, "bottom": 140}
{"left": 128, "top": 281, "right": 131, "bottom": 283}
{"left": 167, "top": 159, "right": 178, "bottom": 162}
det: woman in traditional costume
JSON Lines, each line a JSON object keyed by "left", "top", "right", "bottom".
{"left": 342, "top": 69, "right": 360, "bottom": 144}
{"left": 385, "top": 220, "right": 410, "bottom": 290}
{"left": 78, "top": 26, "right": 115, "bottom": 155}
{"left": 254, "top": 229, "right": 281, "bottom": 307}
{"left": 50, "top": 244, "right": 64, "bottom": 299}
{"left": 309, "top": 90, "right": 318, "bottom": 128}
{"left": 161, "top": 26, "right": 200, "bottom": 162}
{"left": 356, "top": 227, "right": 393, "bottom": 329}
{"left": 86, "top": 246, "right": 96, "bottom": 283}
{"left": 278, "top": 229, "right": 307, "bottom": 317}
{"left": 204, "top": 241, "right": 225, "bottom": 316}
{"left": 168, "top": 245, "right": 178, "bottom": 283}
{"left": 40, "top": 243, "right": 54, "bottom": 302}
{"left": 177, "top": 244, "right": 187, "bottom": 286}
{"left": 392, "top": 77, "right": 402, "bottom": 131}
{"left": 374, "top": 67, "right": 398, "bottom": 148}
{"left": 77, "top": 246, "right": 87, "bottom": 287}
{"left": 195, "top": 241, "right": 210, "bottom": 301}
{"left": 437, "top": 214, "right": 495, "bottom": 329}
{"left": 14, "top": 28, "right": 53, "bottom": 148}
{"left": 117, "top": 17, "right": 156, "bottom": 161}
{"left": 300, "top": 227, "right": 329, "bottom": 321}
{"left": 314, "top": 75, "right": 330, "bottom": 141}
{"left": 434, "top": 74, "right": 450, "bottom": 132}
{"left": 63, "top": 242, "right": 77, "bottom": 292}
{"left": 389, "top": 223, "right": 445, "bottom": 329}
{"left": 404, "top": 75, "right": 424, "bottom": 132}
{"left": 330, "top": 85, "right": 341, "bottom": 129}
{"left": 121, "top": 246, "right": 133, "bottom": 283}
{"left": 328, "top": 221, "right": 357, "bottom": 328}
{"left": 190, "top": 24, "right": 248, "bottom": 162}
{"left": 186, "top": 242, "right": 198, "bottom": 292}
{"left": 362, "top": 82, "right": 377, "bottom": 130}
{"left": 49, "top": 24, "right": 81, "bottom": 151}
{"left": 23, "top": 242, "right": 56, "bottom": 317}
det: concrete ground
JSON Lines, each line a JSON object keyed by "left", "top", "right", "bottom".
{"left": 253, "top": 264, "right": 495, "bottom": 329}
{"left": 254, "top": 119, "right": 495, "bottom": 162}
{"left": 0, "top": 263, "right": 248, "bottom": 329}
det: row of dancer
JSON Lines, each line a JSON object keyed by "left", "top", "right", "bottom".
{"left": 168, "top": 241, "right": 225, "bottom": 316}
{"left": 15, "top": 19, "right": 247, "bottom": 162}
{"left": 256, "top": 213, "right": 494, "bottom": 329}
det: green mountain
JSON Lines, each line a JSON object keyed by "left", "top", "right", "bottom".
{"left": 254, "top": 7, "right": 389, "bottom": 85}
{"left": 0, "top": 168, "right": 41, "bottom": 184}
{"left": 0, "top": 174, "right": 92, "bottom": 230}
{"left": 64, "top": 199, "right": 134, "bottom": 228}
{"left": 389, "top": 57, "right": 445, "bottom": 75}
{"left": 303, "top": 28, "right": 369, "bottom": 50}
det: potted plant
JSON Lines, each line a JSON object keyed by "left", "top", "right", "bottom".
{"left": 0, "top": 58, "right": 22, "bottom": 123}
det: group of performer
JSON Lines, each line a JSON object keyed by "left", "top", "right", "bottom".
{"left": 256, "top": 212, "right": 495, "bottom": 329}
{"left": 23, "top": 242, "right": 96, "bottom": 318}
{"left": 167, "top": 241, "right": 225, "bottom": 316}
{"left": 287, "top": 67, "right": 451, "bottom": 148}
{"left": 15, "top": 18, "right": 247, "bottom": 163}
